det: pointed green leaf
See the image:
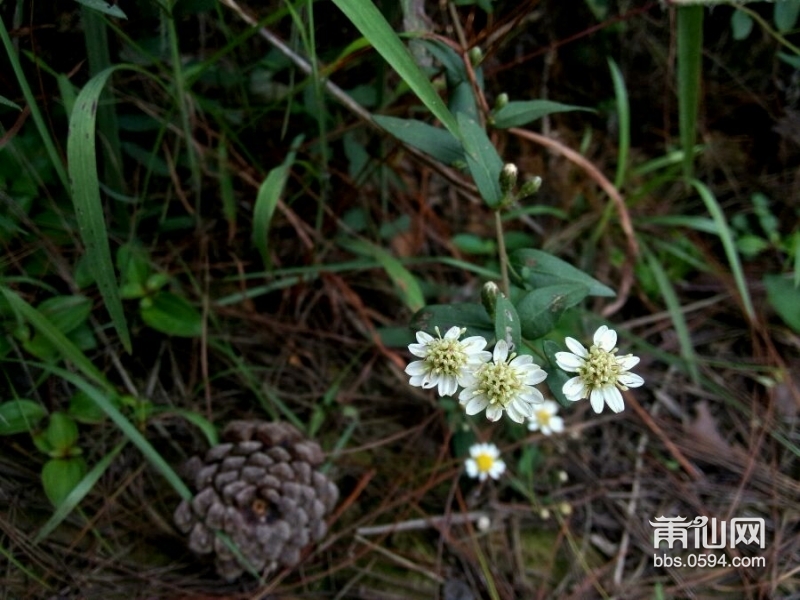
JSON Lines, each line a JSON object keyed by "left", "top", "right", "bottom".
{"left": 0, "top": 399, "right": 47, "bottom": 435}
{"left": 494, "top": 294, "right": 521, "bottom": 349}
{"left": 515, "top": 284, "right": 588, "bottom": 339}
{"left": 764, "top": 274, "right": 800, "bottom": 333}
{"left": 44, "top": 412, "right": 80, "bottom": 454}
{"left": 140, "top": 291, "right": 202, "bottom": 338}
{"left": 509, "top": 249, "right": 615, "bottom": 297}
{"left": 457, "top": 112, "right": 504, "bottom": 208}
{"left": 373, "top": 116, "right": 464, "bottom": 166}
{"left": 42, "top": 457, "right": 87, "bottom": 507}
{"left": 73, "top": 0, "right": 127, "bottom": 19}
{"left": 491, "top": 100, "right": 594, "bottom": 129}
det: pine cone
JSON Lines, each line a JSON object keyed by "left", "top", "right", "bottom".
{"left": 173, "top": 420, "right": 339, "bottom": 580}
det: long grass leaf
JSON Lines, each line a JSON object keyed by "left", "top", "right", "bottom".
{"left": 642, "top": 244, "right": 700, "bottom": 383}
{"left": 0, "top": 16, "right": 69, "bottom": 190}
{"left": 691, "top": 179, "right": 755, "bottom": 321}
{"left": 253, "top": 135, "right": 303, "bottom": 269}
{"left": 34, "top": 440, "right": 127, "bottom": 543}
{"left": 0, "top": 287, "right": 113, "bottom": 394}
{"left": 676, "top": 5, "right": 703, "bottom": 181}
{"left": 68, "top": 66, "right": 132, "bottom": 352}
{"left": 608, "top": 58, "right": 630, "bottom": 189}
{"left": 330, "top": 0, "right": 458, "bottom": 136}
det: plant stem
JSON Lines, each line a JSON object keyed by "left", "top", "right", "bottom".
{"left": 495, "top": 210, "right": 510, "bottom": 296}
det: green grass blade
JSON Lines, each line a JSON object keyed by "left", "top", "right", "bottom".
{"left": 0, "top": 287, "right": 113, "bottom": 394}
{"left": 67, "top": 65, "right": 133, "bottom": 352}
{"left": 34, "top": 440, "right": 127, "bottom": 543}
{"left": 0, "top": 15, "right": 69, "bottom": 191}
{"left": 608, "top": 58, "right": 630, "bottom": 189}
{"left": 677, "top": 5, "right": 703, "bottom": 181}
{"left": 641, "top": 243, "right": 700, "bottom": 383}
{"left": 691, "top": 179, "right": 755, "bottom": 321}
{"left": 41, "top": 364, "right": 192, "bottom": 501}
{"left": 253, "top": 135, "right": 303, "bottom": 269}
{"left": 330, "top": 0, "right": 458, "bottom": 136}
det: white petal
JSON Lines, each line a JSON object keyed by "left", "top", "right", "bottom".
{"left": 405, "top": 361, "right": 427, "bottom": 376}
{"left": 542, "top": 400, "right": 560, "bottom": 415}
{"left": 415, "top": 331, "right": 433, "bottom": 344}
{"left": 437, "top": 375, "right": 458, "bottom": 397}
{"left": 519, "top": 388, "right": 545, "bottom": 405}
{"left": 549, "top": 416, "right": 565, "bottom": 433}
{"left": 595, "top": 326, "right": 617, "bottom": 351}
{"left": 465, "top": 459, "right": 478, "bottom": 478}
{"left": 618, "top": 354, "right": 640, "bottom": 370}
{"left": 485, "top": 404, "right": 503, "bottom": 421}
{"left": 443, "top": 326, "right": 462, "bottom": 340}
{"left": 489, "top": 460, "right": 506, "bottom": 479}
{"left": 408, "top": 374, "right": 427, "bottom": 388}
{"left": 462, "top": 336, "right": 489, "bottom": 352}
{"left": 589, "top": 389, "right": 606, "bottom": 413}
{"left": 618, "top": 372, "right": 644, "bottom": 388}
{"left": 555, "top": 352, "right": 584, "bottom": 372}
{"left": 407, "top": 343, "right": 429, "bottom": 357}
{"left": 505, "top": 401, "right": 529, "bottom": 423}
{"left": 564, "top": 337, "right": 588, "bottom": 358}
{"left": 509, "top": 354, "right": 532, "bottom": 367}
{"left": 603, "top": 386, "right": 625, "bottom": 412}
{"left": 527, "top": 419, "right": 540, "bottom": 431}
{"left": 521, "top": 367, "right": 548, "bottom": 386}
{"left": 493, "top": 340, "right": 510, "bottom": 363}
{"left": 562, "top": 377, "right": 588, "bottom": 401}
{"left": 465, "top": 396, "right": 489, "bottom": 415}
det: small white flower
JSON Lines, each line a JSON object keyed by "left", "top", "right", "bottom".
{"left": 465, "top": 442, "right": 506, "bottom": 481}
{"left": 527, "top": 400, "right": 564, "bottom": 435}
{"left": 458, "top": 340, "right": 547, "bottom": 423}
{"left": 555, "top": 325, "right": 644, "bottom": 414}
{"left": 405, "top": 326, "right": 491, "bottom": 397}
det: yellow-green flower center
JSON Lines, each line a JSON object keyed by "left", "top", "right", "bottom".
{"left": 475, "top": 360, "right": 522, "bottom": 407}
{"left": 535, "top": 408, "right": 551, "bottom": 426}
{"left": 578, "top": 345, "right": 625, "bottom": 389}
{"left": 475, "top": 454, "right": 494, "bottom": 472}
{"left": 426, "top": 337, "right": 467, "bottom": 377}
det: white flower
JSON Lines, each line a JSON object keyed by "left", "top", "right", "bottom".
{"left": 555, "top": 325, "right": 644, "bottom": 414}
{"left": 458, "top": 340, "right": 547, "bottom": 423}
{"left": 465, "top": 442, "right": 506, "bottom": 481}
{"left": 527, "top": 400, "right": 564, "bottom": 435}
{"left": 405, "top": 326, "right": 491, "bottom": 397}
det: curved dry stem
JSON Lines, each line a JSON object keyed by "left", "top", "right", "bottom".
{"left": 509, "top": 127, "right": 639, "bottom": 316}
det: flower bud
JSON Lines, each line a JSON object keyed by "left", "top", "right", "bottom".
{"left": 481, "top": 281, "right": 502, "bottom": 317}
{"left": 494, "top": 93, "right": 509, "bottom": 111}
{"left": 499, "top": 163, "right": 518, "bottom": 195}
{"left": 468, "top": 46, "right": 483, "bottom": 66}
{"left": 517, "top": 176, "right": 542, "bottom": 200}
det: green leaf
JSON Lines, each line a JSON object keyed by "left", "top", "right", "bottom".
{"left": 69, "top": 390, "right": 119, "bottom": 424}
{"left": 0, "top": 399, "right": 47, "bottom": 435}
{"left": 774, "top": 0, "right": 800, "bottom": 33}
{"left": 731, "top": 9, "right": 753, "bottom": 40}
{"left": 509, "top": 249, "right": 616, "bottom": 297}
{"left": 42, "top": 457, "right": 87, "bottom": 507}
{"left": 116, "top": 242, "right": 151, "bottom": 297}
{"left": 253, "top": 135, "right": 303, "bottom": 269}
{"left": 494, "top": 295, "right": 521, "bottom": 349}
{"left": 515, "top": 284, "right": 588, "bottom": 340}
{"left": 36, "top": 295, "right": 93, "bottom": 334}
{"left": 68, "top": 66, "right": 133, "bottom": 352}
{"left": 339, "top": 238, "right": 425, "bottom": 312}
{"left": 491, "top": 100, "right": 594, "bottom": 129}
{"left": 0, "top": 287, "right": 114, "bottom": 394}
{"left": 0, "top": 94, "right": 21, "bottom": 110}
{"left": 542, "top": 340, "right": 572, "bottom": 408}
{"left": 153, "top": 407, "right": 219, "bottom": 447}
{"left": 44, "top": 412, "right": 80, "bottom": 455}
{"left": 330, "top": 0, "right": 458, "bottom": 136}
{"left": 140, "top": 291, "right": 202, "bottom": 338}
{"left": 457, "top": 112, "right": 504, "bottom": 208}
{"left": 410, "top": 303, "right": 493, "bottom": 341}
{"left": 35, "top": 441, "right": 126, "bottom": 542}
{"left": 73, "top": 0, "right": 127, "bottom": 19}
{"left": 373, "top": 116, "right": 464, "bottom": 166}
{"left": 764, "top": 274, "right": 800, "bottom": 333}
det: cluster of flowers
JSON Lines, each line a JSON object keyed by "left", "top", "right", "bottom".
{"left": 405, "top": 325, "right": 644, "bottom": 481}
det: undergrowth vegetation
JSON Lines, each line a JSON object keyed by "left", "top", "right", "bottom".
{"left": 1, "top": 0, "right": 799, "bottom": 598}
